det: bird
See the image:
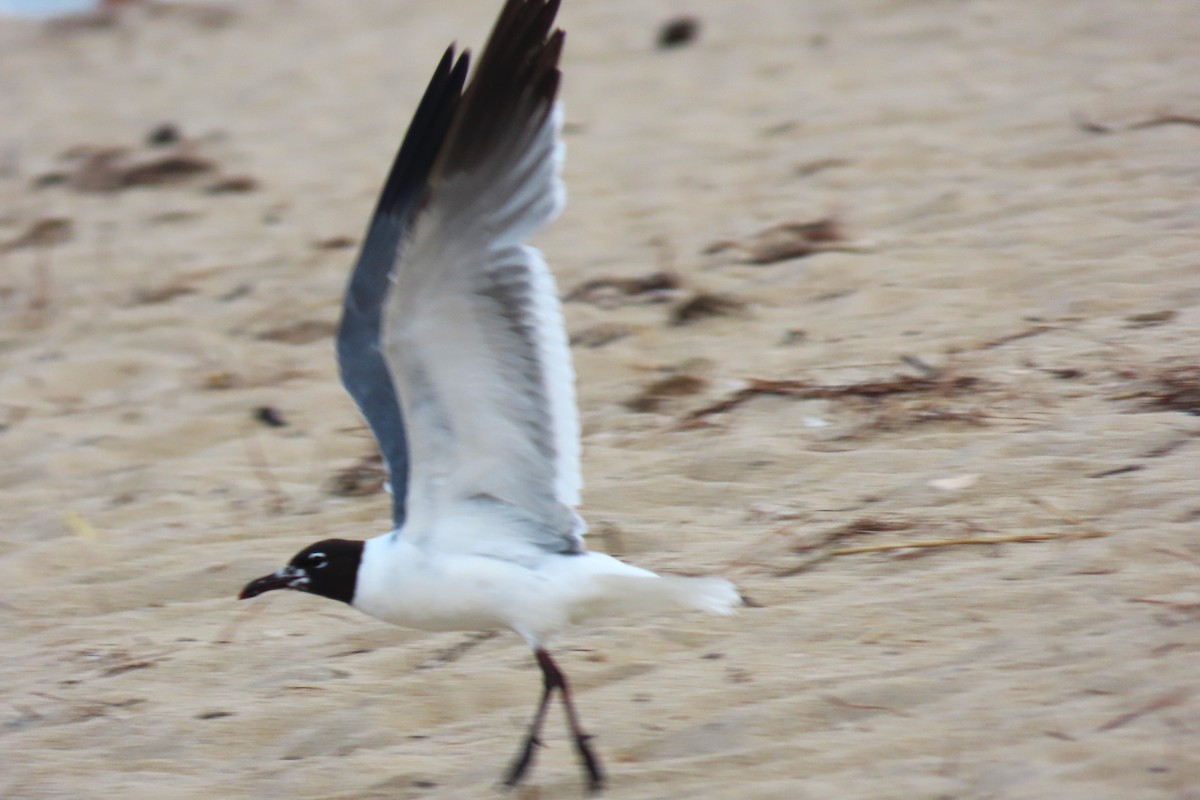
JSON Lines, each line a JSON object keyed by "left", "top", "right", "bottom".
{"left": 238, "top": 0, "right": 741, "bottom": 791}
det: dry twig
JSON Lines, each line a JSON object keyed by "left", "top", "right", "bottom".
{"left": 774, "top": 498, "right": 1108, "bottom": 577}
{"left": 683, "top": 373, "right": 981, "bottom": 424}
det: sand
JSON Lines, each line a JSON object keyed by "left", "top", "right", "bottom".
{"left": 2, "top": 1, "right": 1198, "bottom": 798}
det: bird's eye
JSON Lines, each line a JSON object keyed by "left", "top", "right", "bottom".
{"left": 307, "top": 552, "right": 328, "bottom": 569}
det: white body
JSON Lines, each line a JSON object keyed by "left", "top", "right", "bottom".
{"left": 355, "top": 518, "right": 739, "bottom": 646}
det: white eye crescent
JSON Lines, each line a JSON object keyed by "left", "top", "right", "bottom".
{"left": 308, "top": 552, "right": 328, "bottom": 569}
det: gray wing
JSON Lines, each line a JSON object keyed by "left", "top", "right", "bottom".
{"left": 382, "top": 0, "right": 584, "bottom": 553}
{"left": 336, "top": 47, "right": 469, "bottom": 527}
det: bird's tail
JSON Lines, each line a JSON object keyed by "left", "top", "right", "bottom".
{"left": 581, "top": 573, "right": 743, "bottom": 621}
{"left": 654, "top": 574, "right": 743, "bottom": 615}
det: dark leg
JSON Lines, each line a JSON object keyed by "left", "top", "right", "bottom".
{"left": 539, "top": 649, "right": 605, "bottom": 793}
{"left": 503, "top": 649, "right": 606, "bottom": 793}
{"left": 503, "top": 655, "right": 557, "bottom": 788}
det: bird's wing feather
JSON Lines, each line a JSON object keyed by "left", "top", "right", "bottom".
{"left": 336, "top": 47, "right": 469, "bottom": 527}
{"left": 383, "top": 0, "right": 582, "bottom": 552}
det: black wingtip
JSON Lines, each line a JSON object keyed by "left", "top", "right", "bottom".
{"left": 373, "top": 45, "right": 471, "bottom": 219}
{"left": 433, "top": 0, "right": 564, "bottom": 177}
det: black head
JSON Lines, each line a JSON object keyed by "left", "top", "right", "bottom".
{"left": 238, "top": 539, "right": 364, "bottom": 605}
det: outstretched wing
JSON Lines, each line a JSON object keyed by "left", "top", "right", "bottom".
{"left": 382, "top": 0, "right": 583, "bottom": 552}
{"left": 336, "top": 47, "right": 469, "bottom": 527}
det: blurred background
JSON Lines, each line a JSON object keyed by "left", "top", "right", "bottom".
{"left": 2, "top": 1, "right": 1198, "bottom": 798}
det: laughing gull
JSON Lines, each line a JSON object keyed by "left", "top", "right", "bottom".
{"left": 239, "top": 0, "right": 741, "bottom": 790}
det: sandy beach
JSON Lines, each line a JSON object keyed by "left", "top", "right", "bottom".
{"left": 2, "top": 1, "right": 1199, "bottom": 797}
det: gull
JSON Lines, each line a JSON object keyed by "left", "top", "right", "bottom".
{"left": 238, "top": 0, "right": 741, "bottom": 791}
